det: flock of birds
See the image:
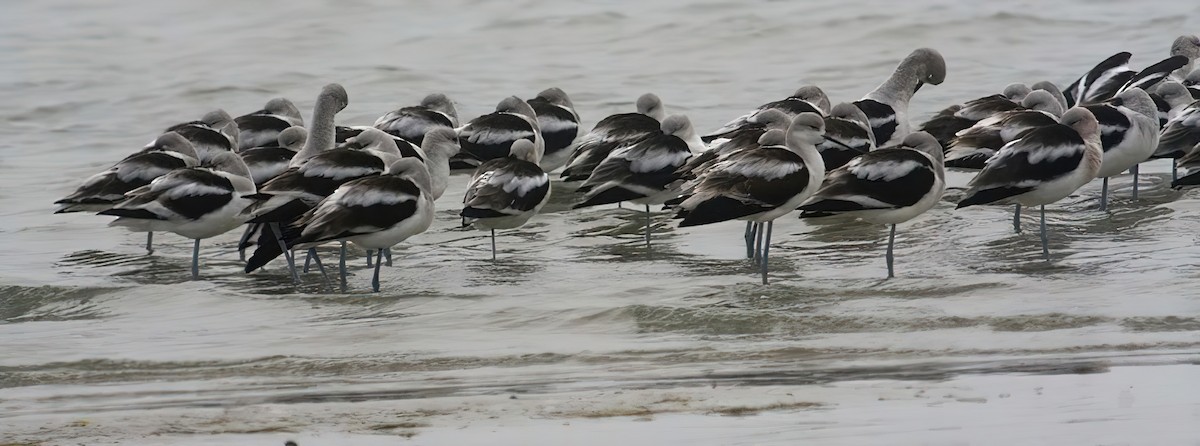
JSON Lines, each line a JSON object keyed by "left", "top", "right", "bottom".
{"left": 54, "top": 35, "right": 1200, "bottom": 290}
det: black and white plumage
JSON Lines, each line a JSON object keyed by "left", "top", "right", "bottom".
{"left": 453, "top": 96, "right": 544, "bottom": 170}
{"left": 944, "top": 90, "right": 1065, "bottom": 169}
{"left": 240, "top": 126, "right": 306, "bottom": 187}
{"left": 461, "top": 139, "right": 550, "bottom": 260}
{"left": 955, "top": 108, "right": 1103, "bottom": 259}
{"left": 290, "top": 158, "right": 435, "bottom": 292}
{"left": 1064, "top": 52, "right": 1188, "bottom": 107}
{"left": 919, "top": 83, "right": 1030, "bottom": 150}
{"left": 1031, "top": 81, "right": 1070, "bottom": 112}
{"left": 674, "top": 109, "right": 792, "bottom": 188}
{"left": 1149, "top": 81, "right": 1193, "bottom": 130}
{"left": 573, "top": 114, "right": 703, "bottom": 247}
{"left": 165, "top": 110, "right": 238, "bottom": 164}
{"left": 1084, "top": 88, "right": 1160, "bottom": 209}
{"left": 335, "top": 125, "right": 424, "bottom": 160}
{"left": 1185, "top": 68, "right": 1200, "bottom": 99}
{"left": 799, "top": 132, "right": 944, "bottom": 278}
{"left": 855, "top": 48, "right": 947, "bottom": 147}
{"left": 818, "top": 102, "right": 876, "bottom": 170}
{"left": 1166, "top": 35, "right": 1200, "bottom": 84}
{"left": 560, "top": 93, "right": 667, "bottom": 181}
{"left": 56, "top": 132, "right": 199, "bottom": 214}
{"left": 675, "top": 114, "right": 826, "bottom": 284}
{"left": 234, "top": 98, "right": 303, "bottom": 151}
{"left": 528, "top": 87, "right": 581, "bottom": 171}
{"left": 99, "top": 151, "right": 256, "bottom": 280}
{"left": 373, "top": 93, "right": 459, "bottom": 146}
{"left": 701, "top": 85, "right": 832, "bottom": 144}
{"left": 1163, "top": 101, "right": 1200, "bottom": 187}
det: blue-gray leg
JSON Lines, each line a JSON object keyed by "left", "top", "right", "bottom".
{"left": 303, "top": 249, "right": 312, "bottom": 273}
{"left": 491, "top": 229, "right": 497, "bottom": 261}
{"left": 1131, "top": 164, "right": 1140, "bottom": 201}
{"left": 1040, "top": 205, "right": 1049, "bottom": 261}
{"left": 237, "top": 224, "right": 256, "bottom": 262}
{"left": 744, "top": 222, "right": 756, "bottom": 259}
{"left": 339, "top": 241, "right": 348, "bottom": 292}
{"left": 366, "top": 250, "right": 373, "bottom": 267}
{"left": 1100, "top": 177, "right": 1109, "bottom": 211}
{"left": 384, "top": 248, "right": 392, "bottom": 267}
{"left": 269, "top": 223, "right": 299, "bottom": 284}
{"left": 308, "top": 248, "right": 331, "bottom": 291}
{"left": 371, "top": 249, "right": 384, "bottom": 292}
{"left": 886, "top": 224, "right": 896, "bottom": 279}
{"left": 761, "top": 221, "right": 773, "bottom": 285}
{"left": 644, "top": 204, "right": 651, "bottom": 248}
{"left": 753, "top": 222, "right": 765, "bottom": 265}
{"left": 146, "top": 232, "right": 154, "bottom": 255}
{"left": 1013, "top": 204, "right": 1021, "bottom": 233}
{"left": 1172, "top": 159, "right": 1178, "bottom": 183}
{"left": 191, "top": 238, "right": 200, "bottom": 280}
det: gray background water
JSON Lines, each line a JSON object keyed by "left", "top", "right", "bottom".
{"left": 3, "top": 0, "right": 1200, "bottom": 442}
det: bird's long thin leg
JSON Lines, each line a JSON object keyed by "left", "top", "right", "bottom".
{"left": 384, "top": 248, "right": 393, "bottom": 267}
{"left": 491, "top": 229, "right": 497, "bottom": 262}
{"left": 761, "top": 221, "right": 773, "bottom": 285}
{"left": 886, "top": 224, "right": 896, "bottom": 279}
{"left": 1100, "top": 177, "right": 1109, "bottom": 211}
{"left": 1131, "top": 164, "right": 1140, "bottom": 201}
{"left": 1172, "top": 159, "right": 1178, "bottom": 183}
{"left": 371, "top": 249, "right": 384, "bottom": 293}
{"left": 744, "top": 222, "right": 756, "bottom": 259}
{"left": 237, "top": 224, "right": 256, "bottom": 262}
{"left": 1013, "top": 204, "right": 1022, "bottom": 233}
{"left": 366, "top": 250, "right": 374, "bottom": 267}
{"left": 269, "top": 223, "right": 299, "bottom": 284}
{"left": 303, "top": 249, "right": 312, "bottom": 273}
{"left": 308, "top": 248, "right": 331, "bottom": 291}
{"left": 1040, "top": 205, "right": 1050, "bottom": 261}
{"left": 146, "top": 232, "right": 154, "bottom": 255}
{"left": 753, "top": 222, "right": 765, "bottom": 266}
{"left": 191, "top": 239, "right": 200, "bottom": 280}
{"left": 339, "top": 241, "right": 348, "bottom": 292}
{"left": 644, "top": 204, "right": 652, "bottom": 249}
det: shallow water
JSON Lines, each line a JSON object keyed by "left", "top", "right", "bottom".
{"left": 3, "top": 0, "right": 1200, "bottom": 443}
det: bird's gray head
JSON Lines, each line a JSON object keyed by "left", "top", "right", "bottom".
{"left": 318, "top": 83, "right": 350, "bottom": 113}
{"left": 218, "top": 120, "right": 240, "bottom": 147}
{"left": 904, "top": 48, "right": 947, "bottom": 91}
{"left": 509, "top": 139, "right": 540, "bottom": 164}
{"left": 1021, "top": 90, "right": 1065, "bottom": 117}
{"left": 1002, "top": 83, "right": 1032, "bottom": 102}
{"left": 757, "top": 129, "right": 787, "bottom": 147}
{"left": 786, "top": 112, "right": 826, "bottom": 147}
{"left": 263, "top": 98, "right": 302, "bottom": 120}
{"left": 1031, "top": 80, "right": 1069, "bottom": 111}
{"left": 636, "top": 93, "right": 666, "bottom": 121}
{"left": 349, "top": 128, "right": 401, "bottom": 156}
{"left": 535, "top": 87, "right": 575, "bottom": 109}
{"left": 829, "top": 102, "right": 870, "bottom": 125}
{"left": 1156, "top": 81, "right": 1191, "bottom": 105}
{"left": 791, "top": 85, "right": 832, "bottom": 115}
{"left": 1185, "top": 68, "right": 1200, "bottom": 86}
{"left": 152, "top": 131, "right": 197, "bottom": 160}
{"left": 200, "top": 109, "right": 234, "bottom": 129}
{"left": 901, "top": 131, "right": 942, "bottom": 164}
{"left": 746, "top": 109, "right": 790, "bottom": 131}
{"left": 1171, "top": 35, "right": 1200, "bottom": 59}
{"left": 202, "top": 151, "right": 251, "bottom": 177}
{"left": 1060, "top": 107, "right": 1100, "bottom": 141}
{"left": 277, "top": 126, "right": 307, "bottom": 150}
{"left": 421, "top": 128, "right": 461, "bottom": 157}
{"left": 660, "top": 114, "right": 695, "bottom": 139}
{"left": 386, "top": 157, "right": 433, "bottom": 193}
{"left": 496, "top": 96, "right": 537, "bottom": 121}
{"left": 420, "top": 93, "right": 457, "bottom": 118}
{"left": 1110, "top": 88, "right": 1158, "bottom": 123}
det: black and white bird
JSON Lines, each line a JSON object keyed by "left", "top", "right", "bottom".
{"left": 56, "top": 132, "right": 200, "bottom": 253}
{"left": 674, "top": 113, "right": 826, "bottom": 284}
{"left": 1031, "top": 81, "right": 1070, "bottom": 111}
{"left": 240, "top": 126, "right": 307, "bottom": 187}
{"left": 560, "top": 93, "right": 666, "bottom": 181}
{"left": 919, "top": 83, "right": 1031, "bottom": 149}
{"left": 373, "top": 93, "right": 459, "bottom": 146}
{"left": 944, "top": 90, "right": 1066, "bottom": 170}
{"left": 1163, "top": 101, "right": 1200, "bottom": 187}
{"left": 527, "top": 87, "right": 581, "bottom": 171}
{"left": 1150, "top": 81, "right": 1194, "bottom": 128}
{"left": 674, "top": 109, "right": 792, "bottom": 187}
{"left": 453, "top": 96, "right": 543, "bottom": 170}
{"left": 854, "top": 48, "right": 947, "bottom": 147}
{"left": 701, "top": 85, "right": 831, "bottom": 143}
{"left": 573, "top": 115, "right": 703, "bottom": 247}
{"left": 461, "top": 139, "right": 551, "bottom": 261}
{"left": 955, "top": 108, "right": 1103, "bottom": 260}
{"left": 1165, "top": 35, "right": 1200, "bottom": 85}
{"left": 1064, "top": 51, "right": 1187, "bottom": 107}
{"left": 234, "top": 98, "right": 303, "bottom": 151}
{"left": 289, "top": 158, "right": 435, "bottom": 292}
{"left": 1184, "top": 68, "right": 1200, "bottom": 98}
{"left": 798, "top": 132, "right": 944, "bottom": 278}
{"left": 818, "top": 102, "right": 876, "bottom": 170}
{"left": 415, "top": 128, "right": 462, "bottom": 200}
{"left": 335, "top": 125, "right": 425, "bottom": 160}
{"left": 1083, "top": 88, "right": 1159, "bottom": 209}
{"left": 165, "top": 110, "right": 238, "bottom": 164}
{"left": 99, "top": 151, "right": 256, "bottom": 280}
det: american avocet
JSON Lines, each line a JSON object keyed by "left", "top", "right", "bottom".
{"left": 1164, "top": 101, "right": 1200, "bottom": 187}
{"left": 818, "top": 102, "right": 876, "bottom": 170}
{"left": 1083, "top": 88, "right": 1159, "bottom": 208}
{"left": 166, "top": 110, "right": 238, "bottom": 164}
{"left": 454, "top": 96, "right": 543, "bottom": 169}
{"left": 945, "top": 90, "right": 1065, "bottom": 170}
{"left": 290, "top": 158, "right": 435, "bottom": 292}
{"left": 234, "top": 98, "right": 303, "bottom": 151}
{"left": 560, "top": 93, "right": 666, "bottom": 181}
{"left": 854, "top": 48, "right": 946, "bottom": 147}
{"left": 1064, "top": 52, "right": 1187, "bottom": 107}
{"left": 701, "top": 85, "right": 831, "bottom": 144}
{"left": 955, "top": 108, "right": 1102, "bottom": 260}
{"left": 240, "top": 126, "right": 307, "bottom": 187}
{"left": 799, "top": 132, "right": 944, "bottom": 278}
{"left": 920, "top": 83, "right": 1030, "bottom": 149}
{"left": 528, "top": 87, "right": 581, "bottom": 172}
{"left": 573, "top": 115, "right": 702, "bottom": 247}
{"left": 373, "top": 93, "right": 459, "bottom": 146}
{"left": 675, "top": 113, "right": 826, "bottom": 284}
{"left": 99, "top": 151, "right": 255, "bottom": 280}
{"left": 461, "top": 139, "right": 550, "bottom": 261}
